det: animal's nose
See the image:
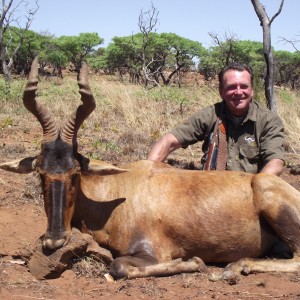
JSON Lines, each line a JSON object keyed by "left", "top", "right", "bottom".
{"left": 43, "top": 237, "right": 66, "bottom": 250}
{"left": 43, "top": 232, "right": 69, "bottom": 250}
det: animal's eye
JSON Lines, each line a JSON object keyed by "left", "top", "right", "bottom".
{"left": 71, "top": 173, "right": 79, "bottom": 185}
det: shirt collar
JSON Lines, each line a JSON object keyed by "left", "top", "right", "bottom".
{"left": 244, "top": 100, "right": 257, "bottom": 122}
{"left": 222, "top": 100, "right": 257, "bottom": 126}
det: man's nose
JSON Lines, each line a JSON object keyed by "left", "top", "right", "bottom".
{"left": 234, "top": 86, "right": 242, "bottom": 94}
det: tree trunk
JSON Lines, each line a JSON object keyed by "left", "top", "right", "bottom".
{"left": 2, "top": 60, "right": 12, "bottom": 81}
{"left": 262, "top": 24, "right": 276, "bottom": 112}
{"left": 251, "top": 0, "right": 284, "bottom": 113}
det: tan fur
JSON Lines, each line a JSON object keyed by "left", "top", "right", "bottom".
{"left": 2, "top": 146, "right": 300, "bottom": 280}
{"left": 74, "top": 159, "right": 300, "bottom": 279}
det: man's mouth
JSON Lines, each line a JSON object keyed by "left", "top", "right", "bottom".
{"left": 232, "top": 99, "right": 243, "bottom": 105}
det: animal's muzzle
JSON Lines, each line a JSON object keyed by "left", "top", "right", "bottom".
{"left": 43, "top": 231, "right": 69, "bottom": 250}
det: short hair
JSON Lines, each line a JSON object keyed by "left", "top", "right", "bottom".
{"left": 218, "top": 62, "right": 254, "bottom": 89}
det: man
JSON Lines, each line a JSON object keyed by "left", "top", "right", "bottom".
{"left": 147, "top": 62, "right": 285, "bottom": 176}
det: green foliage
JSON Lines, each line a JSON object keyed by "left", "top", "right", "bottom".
{"left": 105, "top": 35, "right": 141, "bottom": 69}
{"left": 104, "top": 32, "right": 205, "bottom": 85}
{"left": 4, "top": 28, "right": 41, "bottom": 74}
{"left": 274, "top": 50, "right": 300, "bottom": 89}
{"left": 137, "top": 86, "right": 193, "bottom": 106}
{"left": 92, "top": 139, "right": 120, "bottom": 151}
{"left": 47, "top": 50, "right": 68, "bottom": 68}
{"left": 0, "top": 116, "right": 13, "bottom": 128}
{"left": 198, "top": 40, "right": 265, "bottom": 82}
{"left": 87, "top": 49, "right": 108, "bottom": 72}
{"left": 0, "top": 22, "right": 299, "bottom": 91}
{"left": 253, "top": 74, "right": 265, "bottom": 103}
{"left": 0, "top": 76, "right": 25, "bottom": 102}
{"left": 55, "top": 33, "right": 104, "bottom": 70}
{"left": 278, "top": 88, "right": 294, "bottom": 103}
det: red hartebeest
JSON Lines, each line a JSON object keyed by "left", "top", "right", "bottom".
{"left": 1, "top": 57, "right": 300, "bottom": 281}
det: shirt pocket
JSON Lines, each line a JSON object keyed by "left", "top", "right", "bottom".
{"left": 239, "top": 146, "right": 259, "bottom": 173}
{"left": 239, "top": 146, "right": 259, "bottom": 162}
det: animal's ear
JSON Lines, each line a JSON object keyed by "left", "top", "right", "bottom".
{"left": 0, "top": 157, "right": 37, "bottom": 174}
{"left": 80, "top": 159, "right": 129, "bottom": 200}
{"left": 83, "top": 159, "right": 129, "bottom": 175}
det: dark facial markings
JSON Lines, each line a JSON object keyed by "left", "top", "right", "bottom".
{"left": 48, "top": 180, "right": 66, "bottom": 234}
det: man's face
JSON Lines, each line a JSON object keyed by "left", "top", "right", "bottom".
{"left": 219, "top": 69, "right": 253, "bottom": 117}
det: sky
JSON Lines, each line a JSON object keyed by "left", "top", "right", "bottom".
{"left": 21, "top": 0, "right": 299, "bottom": 52}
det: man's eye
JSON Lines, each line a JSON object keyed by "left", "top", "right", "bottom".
{"left": 239, "top": 84, "right": 248, "bottom": 88}
{"left": 226, "top": 85, "right": 237, "bottom": 91}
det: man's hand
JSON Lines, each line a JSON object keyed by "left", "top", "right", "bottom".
{"left": 260, "top": 159, "right": 285, "bottom": 176}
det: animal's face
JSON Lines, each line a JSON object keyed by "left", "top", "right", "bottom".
{"left": 19, "top": 56, "right": 96, "bottom": 249}
{"left": 0, "top": 57, "right": 127, "bottom": 251}
{"left": 36, "top": 139, "right": 81, "bottom": 249}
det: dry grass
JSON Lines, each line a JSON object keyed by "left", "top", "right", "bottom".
{"left": 72, "top": 256, "right": 108, "bottom": 278}
{"left": 276, "top": 88, "right": 300, "bottom": 154}
{"left": 0, "top": 73, "right": 299, "bottom": 167}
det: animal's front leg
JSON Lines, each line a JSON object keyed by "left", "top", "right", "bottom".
{"left": 109, "top": 256, "right": 207, "bottom": 279}
{"left": 109, "top": 254, "right": 157, "bottom": 279}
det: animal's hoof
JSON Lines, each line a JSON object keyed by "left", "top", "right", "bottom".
{"left": 221, "top": 270, "right": 240, "bottom": 285}
{"left": 191, "top": 256, "right": 208, "bottom": 273}
{"left": 104, "top": 273, "right": 115, "bottom": 282}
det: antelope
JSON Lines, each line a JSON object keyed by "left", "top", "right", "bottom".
{"left": 1, "top": 57, "right": 300, "bottom": 281}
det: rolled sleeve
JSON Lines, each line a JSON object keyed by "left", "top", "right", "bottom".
{"left": 171, "top": 105, "right": 217, "bottom": 149}
{"left": 259, "top": 114, "right": 285, "bottom": 163}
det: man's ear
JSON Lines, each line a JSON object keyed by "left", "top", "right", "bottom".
{"left": 219, "top": 85, "right": 224, "bottom": 99}
{"left": 0, "top": 157, "right": 37, "bottom": 174}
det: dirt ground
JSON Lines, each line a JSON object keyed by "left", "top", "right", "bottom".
{"left": 1, "top": 124, "right": 300, "bottom": 300}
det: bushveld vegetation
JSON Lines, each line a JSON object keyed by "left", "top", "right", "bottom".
{"left": 1, "top": 3, "right": 299, "bottom": 159}
{"left": 0, "top": 71, "right": 299, "bottom": 169}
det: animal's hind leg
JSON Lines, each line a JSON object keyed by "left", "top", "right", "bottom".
{"left": 255, "top": 175, "right": 300, "bottom": 257}
{"left": 109, "top": 256, "right": 207, "bottom": 279}
{"left": 223, "top": 175, "right": 300, "bottom": 279}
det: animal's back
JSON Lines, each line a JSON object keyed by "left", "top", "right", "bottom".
{"left": 79, "top": 160, "right": 277, "bottom": 262}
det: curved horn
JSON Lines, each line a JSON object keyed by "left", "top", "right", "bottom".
{"left": 60, "top": 61, "right": 96, "bottom": 145}
{"left": 23, "top": 56, "right": 59, "bottom": 143}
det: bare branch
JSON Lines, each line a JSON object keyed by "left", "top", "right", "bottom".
{"left": 270, "top": 0, "right": 284, "bottom": 25}
{"left": 0, "top": 0, "right": 39, "bottom": 81}
{"left": 278, "top": 36, "right": 299, "bottom": 52}
{"left": 137, "top": 2, "right": 161, "bottom": 88}
{"left": 138, "top": 2, "right": 159, "bottom": 36}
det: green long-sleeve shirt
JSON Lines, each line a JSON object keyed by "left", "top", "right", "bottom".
{"left": 171, "top": 100, "right": 285, "bottom": 173}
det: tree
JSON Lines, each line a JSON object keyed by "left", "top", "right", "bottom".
{"left": 159, "top": 33, "right": 205, "bottom": 87}
{"left": 251, "top": 0, "right": 284, "bottom": 113}
{"left": 12, "top": 28, "right": 49, "bottom": 76}
{"left": 208, "top": 31, "right": 240, "bottom": 65}
{"left": 0, "top": 0, "right": 39, "bottom": 81}
{"left": 274, "top": 50, "right": 300, "bottom": 90}
{"left": 86, "top": 47, "right": 107, "bottom": 74}
{"left": 104, "top": 35, "right": 142, "bottom": 80}
{"left": 138, "top": 2, "right": 160, "bottom": 87}
{"left": 199, "top": 35, "right": 265, "bottom": 87}
{"left": 105, "top": 33, "right": 205, "bottom": 87}
{"left": 55, "top": 33, "right": 104, "bottom": 76}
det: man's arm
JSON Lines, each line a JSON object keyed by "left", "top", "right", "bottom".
{"left": 147, "top": 133, "right": 182, "bottom": 162}
{"left": 260, "top": 158, "right": 285, "bottom": 176}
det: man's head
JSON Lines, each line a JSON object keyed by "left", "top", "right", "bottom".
{"left": 218, "top": 62, "right": 254, "bottom": 117}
